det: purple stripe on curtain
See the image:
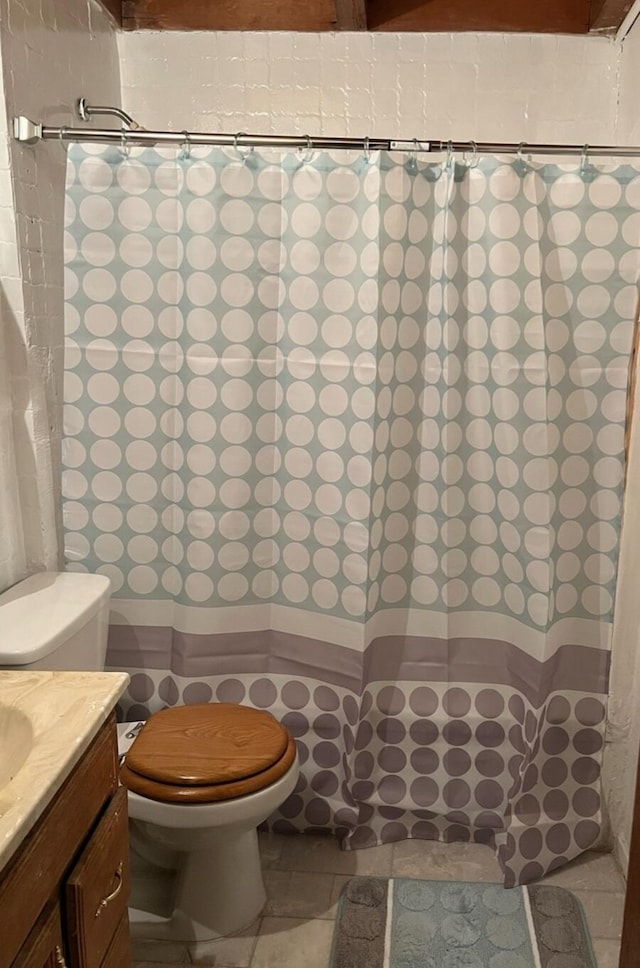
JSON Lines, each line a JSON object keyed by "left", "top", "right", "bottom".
{"left": 107, "top": 625, "right": 610, "bottom": 705}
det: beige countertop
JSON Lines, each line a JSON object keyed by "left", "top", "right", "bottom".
{"left": 0, "top": 670, "right": 129, "bottom": 873}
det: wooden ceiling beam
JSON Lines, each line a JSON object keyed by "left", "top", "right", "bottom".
{"left": 367, "top": 0, "right": 589, "bottom": 32}
{"left": 334, "top": 0, "right": 367, "bottom": 28}
{"left": 122, "top": 0, "right": 336, "bottom": 31}
{"left": 589, "top": 0, "right": 634, "bottom": 31}
{"left": 120, "top": 0, "right": 633, "bottom": 33}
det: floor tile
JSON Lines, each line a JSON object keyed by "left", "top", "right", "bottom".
{"left": 129, "top": 837, "right": 629, "bottom": 968}
{"left": 327, "top": 875, "right": 352, "bottom": 919}
{"left": 276, "top": 832, "right": 393, "bottom": 876}
{"left": 592, "top": 937, "right": 622, "bottom": 968}
{"left": 541, "top": 851, "right": 626, "bottom": 894}
{"left": 131, "top": 939, "right": 190, "bottom": 964}
{"left": 188, "top": 918, "right": 260, "bottom": 966}
{"left": 264, "top": 870, "right": 336, "bottom": 919}
{"left": 133, "top": 963, "right": 191, "bottom": 968}
{"left": 574, "top": 890, "right": 625, "bottom": 941}
{"left": 258, "top": 831, "right": 284, "bottom": 869}
{"left": 391, "top": 839, "right": 503, "bottom": 882}
{"left": 251, "top": 917, "right": 335, "bottom": 968}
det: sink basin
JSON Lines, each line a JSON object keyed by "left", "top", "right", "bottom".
{"left": 0, "top": 705, "right": 32, "bottom": 790}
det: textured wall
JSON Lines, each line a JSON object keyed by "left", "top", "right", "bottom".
{"left": 0, "top": 0, "right": 121, "bottom": 584}
{"left": 117, "top": 31, "right": 620, "bottom": 144}
{"left": 616, "top": 23, "right": 640, "bottom": 147}
{"left": 601, "top": 21, "right": 640, "bottom": 874}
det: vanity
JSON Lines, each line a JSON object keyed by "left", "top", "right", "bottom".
{"left": 0, "top": 671, "right": 131, "bottom": 968}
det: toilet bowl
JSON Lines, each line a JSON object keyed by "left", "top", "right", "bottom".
{"left": 119, "top": 702, "right": 299, "bottom": 941}
{"left": 126, "top": 758, "right": 298, "bottom": 941}
{"left": 0, "top": 572, "right": 299, "bottom": 943}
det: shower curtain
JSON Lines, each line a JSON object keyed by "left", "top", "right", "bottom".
{"left": 62, "top": 143, "right": 640, "bottom": 885}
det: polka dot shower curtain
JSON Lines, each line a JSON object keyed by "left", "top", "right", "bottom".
{"left": 63, "top": 144, "right": 640, "bottom": 885}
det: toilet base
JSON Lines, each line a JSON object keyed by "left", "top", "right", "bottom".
{"left": 129, "top": 826, "right": 267, "bottom": 942}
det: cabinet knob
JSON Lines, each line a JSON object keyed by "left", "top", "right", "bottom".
{"left": 55, "top": 946, "right": 68, "bottom": 968}
{"left": 94, "top": 861, "right": 124, "bottom": 918}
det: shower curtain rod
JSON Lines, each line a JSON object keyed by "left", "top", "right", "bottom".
{"left": 11, "top": 99, "right": 640, "bottom": 157}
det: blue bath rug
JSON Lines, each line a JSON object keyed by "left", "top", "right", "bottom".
{"left": 330, "top": 877, "right": 597, "bottom": 968}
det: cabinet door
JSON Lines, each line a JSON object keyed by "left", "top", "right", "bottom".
{"left": 11, "top": 900, "right": 65, "bottom": 968}
{"left": 100, "top": 916, "right": 132, "bottom": 968}
{"left": 65, "top": 787, "right": 130, "bottom": 968}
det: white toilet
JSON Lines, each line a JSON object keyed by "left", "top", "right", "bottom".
{"left": 0, "top": 571, "right": 299, "bottom": 941}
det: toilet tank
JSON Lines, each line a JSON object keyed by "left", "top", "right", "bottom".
{"left": 0, "top": 572, "right": 111, "bottom": 671}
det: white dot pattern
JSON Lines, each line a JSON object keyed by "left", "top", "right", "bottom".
{"left": 63, "top": 148, "right": 640, "bottom": 628}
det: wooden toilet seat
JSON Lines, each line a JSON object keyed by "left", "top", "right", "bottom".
{"left": 119, "top": 703, "right": 296, "bottom": 804}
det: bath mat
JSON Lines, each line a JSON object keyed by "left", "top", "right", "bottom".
{"left": 330, "top": 877, "right": 597, "bottom": 968}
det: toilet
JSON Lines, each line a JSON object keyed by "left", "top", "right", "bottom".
{"left": 0, "top": 571, "right": 299, "bottom": 941}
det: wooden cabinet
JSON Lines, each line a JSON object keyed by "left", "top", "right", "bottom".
{"left": 0, "top": 714, "right": 132, "bottom": 968}
{"left": 10, "top": 902, "right": 65, "bottom": 968}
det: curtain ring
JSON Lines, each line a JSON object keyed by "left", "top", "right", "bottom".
{"left": 120, "top": 131, "right": 130, "bottom": 159}
{"left": 179, "top": 130, "right": 191, "bottom": 161}
{"left": 299, "top": 134, "right": 313, "bottom": 164}
{"left": 581, "top": 144, "right": 590, "bottom": 173}
{"left": 58, "top": 125, "right": 68, "bottom": 151}
{"left": 463, "top": 140, "right": 478, "bottom": 169}
{"left": 446, "top": 140, "right": 453, "bottom": 169}
{"left": 363, "top": 136, "right": 371, "bottom": 163}
{"left": 234, "top": 131, "right": 252, "bottom": 162}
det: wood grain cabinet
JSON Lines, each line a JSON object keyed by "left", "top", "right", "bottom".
{"left": 10, "top": 902, "right": 65, "bottom": 968}
{"left": 0, "top": 714, "right": 132, "bottom": 968}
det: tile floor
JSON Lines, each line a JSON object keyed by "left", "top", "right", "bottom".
{"left": 130, "top": 833, "right": 625, "bottom": 968}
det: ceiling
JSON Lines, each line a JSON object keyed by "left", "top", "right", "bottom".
{"left": 100, "top": 0, "right": 633, "bottom": 33}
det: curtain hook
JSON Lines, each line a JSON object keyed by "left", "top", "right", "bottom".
{"left": 363, "top": 136, "right": 371, "bottom": 163}
{"left": 179, "top": 130, "right": 191, "bottom": 161}
{"left": 581, "top": 144, "right": 590, "bottom": 173}
{"left": 446, "top": 140, "right": 453, "bottom": 169}
{"left": 58, "top": 125, "right": 68, "bottom": 149}
{"left": 120, "top": 130, "right": 130, "bottom": 159}
{"left": 299, "top": 134, "right": 313, "bottom": 164}
{"left": 234, "top": 131, "right": 252, "bottom": 163}
{"left": 465, "top": 140, "right": 478, "bottom": 169}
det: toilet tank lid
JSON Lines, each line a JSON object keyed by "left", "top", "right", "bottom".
{"left": 0, "top": 572, "right": 111, "bottom": 663}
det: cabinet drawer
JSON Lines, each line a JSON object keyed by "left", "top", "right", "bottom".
{"left": 65, "top": 787, "right": 130, "bottom": 968}
{"left": 99, "top": 915, "right": 132, "bottom": 968}
{"left": 11, "top": 900, "right": 64, "bottom": 968}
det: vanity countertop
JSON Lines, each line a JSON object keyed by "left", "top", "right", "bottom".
{"left": 0, "top": 670, "right": 129, "bottom": 873}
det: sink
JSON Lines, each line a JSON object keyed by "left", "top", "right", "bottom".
{"left": 0, "top": 670, "right": 129, "bottom": 872}
{"left": 0, "top": 704, "right": 33, "bottom": 790}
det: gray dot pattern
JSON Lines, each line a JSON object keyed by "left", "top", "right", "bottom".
{"left": 119, "top": 672, "right": 605, "bottom": 885}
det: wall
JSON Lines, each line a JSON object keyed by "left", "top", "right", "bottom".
{"left": 600, "top": 18, "right": 640, "bottom": 872}
{"left": 616, "top": 19, "right": 640, "bottom": 146}
{"left": 0, "top": 0, "right": 121, "bottom": 586}
{"left": 118, "top": 30, "right": 620, "bottom": 143}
